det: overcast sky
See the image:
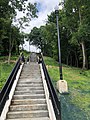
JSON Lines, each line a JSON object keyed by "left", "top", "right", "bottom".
{"left": 18, "top": 0, "right": 60, "bottom": 51}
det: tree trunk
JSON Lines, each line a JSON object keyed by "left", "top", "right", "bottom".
{"left": 75, "top": 51, "right": 78, "bottom": 67}
{"left": 8, "top": 25, "right": 13, "bottom": 64}
{"left": 70, "top": 54, "right": 72, "bottom": 66}
{"left": 8, "top": 50, "right": 11, "bottom": 64}
{"left": 81, "top": 41, "right": 87, "bottom": 69}
{"left": 66, "top": 55, "right": 69, "bottom": 65}
{"left": 8, "top": 29, "right": 11, "bottom": 64}
{"left": 78, "top": 8, "right": 88, "bottom": 69}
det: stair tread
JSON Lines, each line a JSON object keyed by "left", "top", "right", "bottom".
{"left": 15, "top": 87, "right": 44, "bottom": 90}
{"left": 10, "top": 104, "right": 47, "bottom": 111}
{"left": 13, "top": 94, "right": 45, "bottom": 97}
{"left": 16, "top": 86, "right": 43, "bottom": 88}
{"left": 14, "top": 92, "right": 44, "bottom": 95}
{"left": 17, "top": 82, "right": 42, "bottom": 84}
{"left": 15, "top": 90, "right": 44, "bottom": 92}
{"left": 6, "top": 117, "right": 50, "bottom": 120}
{"left": 8, "top": 110, "right": 48, "bottom": 114}
{"left": 14, "top": 90, "right": 44, "bottom": 94}
{"left": 12, "top": 99, "right": 46, "bottom": 102}
{"left": 10, "top": 104, "right": 47, "bottom": 107}
{"left": 11, "top": 99, "right": 46, "bottom": 105}
{"left": 7, "top": 110, "right": 49, "bottom": 119}
{"left": 6, "top": 63, "right": 49, "bottom": 120}
{"left": 17, "top": 84, "right": 43, "bottom": 87}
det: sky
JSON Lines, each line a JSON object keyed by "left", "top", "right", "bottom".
{"left": 25, "top": 0, "right": 60, "bottom": 33}
{"left": 18, "top": 0, "right": 60, "bottom": 52}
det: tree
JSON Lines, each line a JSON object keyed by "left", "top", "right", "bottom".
{"left": 0, "top": 0, "right": 38, "bottom": 63}
{"left": 64, "top": 0, "right": 90, "bottom": 69}
{"left": 28, "top": 27, "right": 44, "bottom": 52}
{"left": 27, "top": 0, "right": 90, "bottom": 69}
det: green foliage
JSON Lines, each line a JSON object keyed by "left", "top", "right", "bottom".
{"left": 0, "top": 61, "right": 15, "bottom": 90}
{"left": 64, "top": 0, "right": 90, "bottom": 69}
{"left": 44, "top": 56, "right": 90, "bottom": 120}
{"left": 22, "top": 0, "right": 90, "bottom": 69}
{"left": 0, "top": 0, "right": 38, "bottom": 57}
{"left": 44, "top": 56, "right": 59, "bottom": 66}
{"left": 22, "top": 50, "right": 30, "bottom": 57}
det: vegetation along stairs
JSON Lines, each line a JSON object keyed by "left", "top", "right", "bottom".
{"left": 6, "top": 63, "right": 50, "bottom": 120}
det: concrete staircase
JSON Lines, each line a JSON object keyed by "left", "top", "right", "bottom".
{"left": 6, "top": 63, "right": 50, "bottom": 120}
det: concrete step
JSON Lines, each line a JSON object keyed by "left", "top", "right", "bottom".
{"left": 17, "top": 83, "right": 43, "bottom": 87}
{"left": 15, "top": 90, "right": 44, "bottom": 95}
{"left": 7, "top": 110, "right": 49, "bottom": 119}
{"left": 21, "top": 73, "right": 41, "bottom": 75}
{"left": 10, "top": 104, "right": 47, "bottom": 111}
{"left": 6, "top": 117, "right": 50, "bottom": 120}
{"left": 19, "top": 77, "right": 41, "bottom": 79}
{"left": 19, "top": 78, "right": 42, "bottom": 81}
{"left": 15, "top": 87, "right": 44, "bottom": 91}
{"left": 20, "top": 73, "right": 40, "bottom": 75}
{"left": 18, "top": 78, "right": 42, "bottom": 83}
{"left": 11, "top": 99, "right": 46, "bottom": 105}
{"left": 21, "top": 71, "right": 40, "bottom": 73}
{"left": 6, "top": 63, "right": 49, "bottom": 120}
{"left": 17, "top": 81, "right": 42, "bottom": 84}
{"left": 13, "top": 94, "right": 45, "bottom": 100}
{"left": 19, "top": 76, "right": 40, "bottom": 79}
{"left": 20, "top": 75, "right": 41, "bottom": 77}
{"left": 20, "top": 73, "right": 41, "bottom": 75}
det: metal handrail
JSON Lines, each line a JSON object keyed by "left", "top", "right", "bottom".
{"left": 42, "top": 58, "right": 61, "bottom": 120}
{"left": 0, "top": 58, "right": 21, "bottom": 115}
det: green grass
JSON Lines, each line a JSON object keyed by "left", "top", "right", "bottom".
{"left": 0, "top": 52, "right": 30, "bottom": 90}
{"left": 44, "top": 56, "right": 90, "bottom": 120}
{"left": 0, "top": 63, "right": 15, "bottom": 90}
{"left": 0, "top": 56, "right": 17, "bottom": 90}
{"left": 0, "top": 52, "right": 31, "bottom": 90}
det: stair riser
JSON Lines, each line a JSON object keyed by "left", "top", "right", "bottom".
{"left": 20, "top": 76, "right": 41, "bottom": 78}
{"left": 18, "top": 81, "right": 42, "bottom": 83}
{"left": 17, "top": 82, "right": 42, "bottom": 84}
{"left": 6, "top": 117, "right": 49, "bottom": 120}
{"left": 7, "top": 112, "right": 49, "bottom": 119}
{"left": 20, "top": 73, "right": 40, "bottom": 76}
{"left": 17, "top": 84, "right": 43, "bottom": 87}
{"left": 14, "top": 91, "right": 44, "bottom": 95}
{"left": 10, "top": 105, "right": 47, "bottom": 111}
{"left": 13, "top": 95, "right": 45, "bottom": 99}
{"left": 20, "top": 73, "right": 41, "bottom": 76}
{"left": 11, "top": 99, "right": 46, "bottom": 105}
{"left": 19, "top": 77, "right": 42, "bottom": 82}
{"left": 15, "top": 87, "right": 44, "bottom": 91}
{"left": 19, "top": 77, "right": 41, "bottom": 79}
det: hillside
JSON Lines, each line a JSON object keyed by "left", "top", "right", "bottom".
{"left": 44, "top": 56, "right": 90, "bottom": 120}
{"left": 0, "top": 56, "right": 18, "bottom": 90}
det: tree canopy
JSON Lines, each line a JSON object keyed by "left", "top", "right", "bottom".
{"left": 28, "top": 0, "right": 90, "bottom": 69}
{"left": 0, "top": 0, "right": 38, "bottom": 63}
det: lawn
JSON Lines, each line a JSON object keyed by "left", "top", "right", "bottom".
{"left": 0, "top": 52, "right": 30, "bottom": 90}
{"left": 44, "top": 56, "right": 90, "bottom": 120}
{"left": 0, "top": 56, "right": 18, "bottom": 90}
